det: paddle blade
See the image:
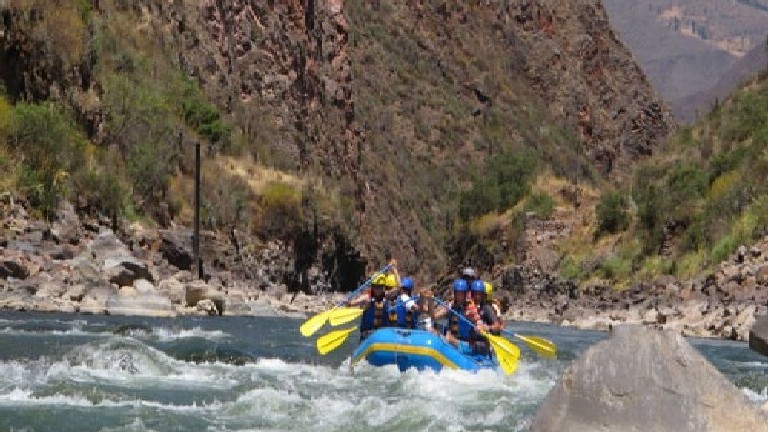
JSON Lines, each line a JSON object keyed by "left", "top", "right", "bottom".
{"left": 516, "top": 334, "right": 557, "bottom": 359}
{"left": 486, "top": 333, "right": 520, "bottom": 375}
{"left": 316, "top": 327, "right": 357, "bottom": 355}
{"left": 300, "top": 309, "right": 333, "bottom": 337}
{"left": 495, "top": 345, "right": 519, "bottom": 375}
{"left": 328, "top": 308, "right": 364, "bottom": 326}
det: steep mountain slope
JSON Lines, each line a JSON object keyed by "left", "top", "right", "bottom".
{"left": 678, "top": 44, "right": 768, "bottom": 122}
{"left": 603, "top": 0, "right": 768, "bottom": 123}
{"left": 0, "top": 0, "right": 671, "bottom": 281}
{"left": 561, "top": 71, "right": 768, "bottom": 289}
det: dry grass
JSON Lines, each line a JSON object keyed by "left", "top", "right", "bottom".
{"left": 468, "top": 213, "right": 505, "bottom": 237}
{"left": 217, "top": 155, "right": 304, "bottom": 195}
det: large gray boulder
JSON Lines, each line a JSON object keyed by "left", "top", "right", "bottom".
{"left": 104, "top": 256, "right": 154, "bottom": 286}
{"left": 105, "top": 279, "right": 175, "bottom": 317}
{"left": 184, "top": 280, "right": 224, "bottom": 315}
{"left": 531, "top": 325, "right": 768, "bottom": 432}
{"left": 159, "top": 229, "right": 193, "bottom": 270}
{"left": 749, "top": 314, "right": 768, "bottom": 358}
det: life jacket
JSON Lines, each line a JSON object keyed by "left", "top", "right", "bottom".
{"left": 360, "top": 299, "right": 389, "bottom": 332}
{"left": 395, "top": 299, "right": 419, "bottom": 329}
{"left": 464, "top": 300, "right": 480, "bottom": 324}
{"left": 388, "top": 300, "right": 398, "bottom": 324}
{"left": 452, "top": 301, "right": 495, "bottom": 349}
{"left": 448, "top": 305, "right": 473, "bottom": 341}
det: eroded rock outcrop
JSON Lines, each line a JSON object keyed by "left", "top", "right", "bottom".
{"left": 531, "top": 326, "right": 768, "bottom": 432}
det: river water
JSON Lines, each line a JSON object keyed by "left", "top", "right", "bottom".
{"left": 0, "top": 311, "right": 766, "bottom": 432}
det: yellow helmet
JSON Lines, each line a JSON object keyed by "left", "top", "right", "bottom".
{"left": 385, "top": 274, "right": 398, "bottom": 288}
{"left": 372, "top": 274, "right": 388, "bottom": 286}
{"left": 484, "top": 281, "right": 493, "bottom": 299}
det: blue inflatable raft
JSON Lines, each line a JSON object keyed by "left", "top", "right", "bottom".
{"left": 350, "top": 327, "right": 497, "bottom": 373}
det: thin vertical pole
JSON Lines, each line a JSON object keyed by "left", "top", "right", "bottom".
{"left": 194, "top": 141, "right": 202, "bottom": 279}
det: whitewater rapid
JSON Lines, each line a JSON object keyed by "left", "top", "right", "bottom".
{"left": 0, "top": 311, "right": 765, "bottom": 432}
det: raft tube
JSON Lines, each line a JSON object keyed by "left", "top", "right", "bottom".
{"left": 350, "top": 327, "right": 497, "bottom": 372}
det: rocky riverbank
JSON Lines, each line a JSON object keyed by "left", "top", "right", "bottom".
{"left": 495, "top": 244, "right": 768, "bottom": 341}
{"left": 2, "top": 196, "right": 767, "bottom": 343}
{"left": 0, "top": 196, "right": 333, "bottom": 319}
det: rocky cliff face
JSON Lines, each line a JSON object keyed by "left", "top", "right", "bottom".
{"left": 499, "top": 0, "right": 671, "bottom": 174}
{"left": 0, "top": 0, "right": 672, "bottom": 279}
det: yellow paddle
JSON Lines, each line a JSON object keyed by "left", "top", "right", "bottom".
{"left": 503, "top": 331, "right": 557, "bottom": 359}
{"left": 486, "top": 333, "right": 520, "bottom": 375}
{"left": 299, "top": 264, "right": 391, "bottom": 337}
{"left": 328, "top": 308, "right": 364, "bottom": 326}
{"left": 316, "top": 326, "right": 357, "bottom": 355}
{"left": 300, "top": 309, "right": 335, "bottom": 337}
{"left": 433, "top": 297, "right": 521, "bottom": 375}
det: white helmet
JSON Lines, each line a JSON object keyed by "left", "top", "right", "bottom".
{"left": 461, "top": 267, "right": 476, "bottom": 277}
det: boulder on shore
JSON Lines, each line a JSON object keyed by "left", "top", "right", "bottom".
{"left": 105, "top": 280, "right": 175, "bottom": 317}
{"left": 749, "top": 314, "right": 768, "bottom": 358}
{"left": 530, "top": 325, "right": 768, "bottom": 432}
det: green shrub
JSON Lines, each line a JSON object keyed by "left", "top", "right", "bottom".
{"left": 636, "top": 255, "right": 673, "bottom": 281}
{"left": 596, "top": 191, "right": 629, "bottom": 236}
{"left": 559, "top": 256, "right": 586, "bottom": 281}
{"left": 0, "top": 95, "right": 11, "bottom": 138}
{"left": 103, "top": 74, "right": 179, "bottom": 214}
{"left": 458, "top": 177, "right": 498, "bottom": 220}
{"left": 126, "top": 141, "right": 174, "bottom": 209}
{"left": 524, "top": 192, "right": 555, "bottom": 219}
{"left": 9, "top": 103, "right": 85, "bottom": 217}
{"left": 721, "top": 92, "right": 768, "bottom": 143}
{"left": 674, "top": 250, "right": 707, "bottom": 279}
{"left": 256, "top": 181, "right": 302, "bottom": 238}
{"left": 200, "top": 165, "right": 253, "bottom": 230}
{"left": 73, "top": 167, "right": 128, "bottom": 224}
{"left": 632, "top": 165, "right": 666, "bottom": 232}
{"left": 681, "top": 215, "right": 706, "bottom": 252}
{"left": 74, "top": 0, "right": 92, "bottom": 21}
{"left": 458, "top": 149, "right": 537, "bottom": 220}
{"left": 103, "top": 75, "right": 177, "bottom": 155}
{"left": 181, "top": 81, "right": 230, "bottom": 143}
{"left": 666, "top": 164, "right": 706, "bottom": 218}
{"left": 598, "top": 255, "right": 632, "bottom": 281}
{"left": 708, "top": 147, "right": 748, "bottom": 184}
{"left": 711, "top": 234, "right": 738, "bottom": 263}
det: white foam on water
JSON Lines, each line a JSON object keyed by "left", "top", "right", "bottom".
{"left": 33, "top": 339, "right": 241, "bottom": 390}
{"left": 743, "top": 386, "right": 768, "bottom": 403}
{"left": 733, "top": 360, "right": 768, "bottom": 369}
{"left": 0, "top": 326, "right": 101, "bottom": 337}
{"left": 51, "top": 363, "right": 240, "bottom": 390}
{"left": 425, "top": 359, "right": 552, "bottom": 427}
{"left": 287, "top": 359, "right": 551, "bottom": 432}
{"left": 0, "top": 386, "right": 229, "bottom": 413}
{"left": 11, "top": 324, "right": 233, "bottom": 342}
{"left": 150, "top": 326, "right": 230, "bottom": 342}
{"left": 0, "top": 361, "right": 33, "bottom": 388}
{"left": 0, "top": 318, "right": 88, "bottom": 326}
{"left": 249, "top": 357, "right": 294, "bottom": 372}
{"left": 98, "top": 418, "right": 160, "bottom": 432}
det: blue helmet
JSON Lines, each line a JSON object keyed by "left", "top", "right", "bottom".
{"left": 452, "top": 279, "right": 468, "bottom": 292}
{"left": 471, "top": 279, "right": 486, "bottom": 292}
{"left": 401, "top": 277, "right": 414, "bottom": 292}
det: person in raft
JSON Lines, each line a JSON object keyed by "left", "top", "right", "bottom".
{"left": 345, "top": 258, "right": 399, "bottom": 339}
{"left": 390, "top": 276, "right": 424, "bottom": 329}
{"left": 429, "top": 268, "right": 502, "bottom": 356}
{"left": 345, "top": 273, "right": 392, "bottom": 340}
